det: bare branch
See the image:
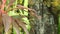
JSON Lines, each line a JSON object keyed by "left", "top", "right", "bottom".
{"left": 6, "top": 5, "right": 41, "bottom": 19}
{"left": 6, "top": 5, "right": 36, "bottom": 13}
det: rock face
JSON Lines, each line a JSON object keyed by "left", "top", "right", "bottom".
{"left": 28, "top": 0, "right": 58, "bottom": 34}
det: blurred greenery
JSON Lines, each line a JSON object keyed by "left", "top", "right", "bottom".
{"left": 58, "top": 14, "right": 60, "bottom": 34}
{"left": 6, "top": 0, "right": 30, "bottom": 34}
{"left": 1, "top": 0, "right": 60, "bottom": 34}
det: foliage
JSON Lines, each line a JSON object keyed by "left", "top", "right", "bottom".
{"left": 44, "top": 0, "right": 60, "bottom": 14}
{"left": 0, "top": 0, "right": 59, "bottom": 34}
{"left": 0, "top": 0, "right": 39, "bottom": 34}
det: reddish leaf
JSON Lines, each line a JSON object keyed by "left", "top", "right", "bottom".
{"left": 1, "top": 0, "right": 6, "bottom": 10}
{"left": 2, "top": 14, "right": 12, "bottom": 33}
{"left": 14, "top": 18, "right": 29, "bottom": 34}
{"left": 0, "top": 10, "right": 3, "bottom": 34}
{"left": 13, "top": 20, "right": 20, "bottom": 34}
{"left": 2, "top": 0, "right": 6, "bottom": 4}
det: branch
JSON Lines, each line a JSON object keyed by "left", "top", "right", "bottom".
{"left": 6, "top": 5, "right": 41, "bottom": 19}
{"left": 6, "top": 0, "right": 15, "bottom": 9}
{"left": 6, "top": 5, "right": 37, "bottom": 14}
